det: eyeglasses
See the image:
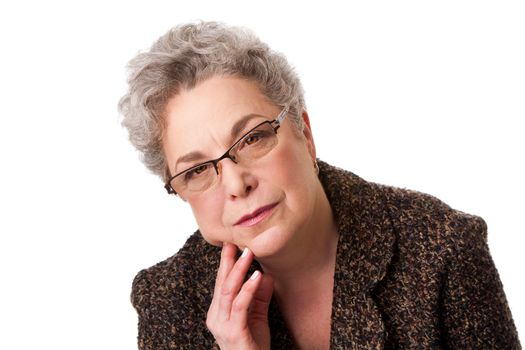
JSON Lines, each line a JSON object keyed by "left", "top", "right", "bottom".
{"left": 165, "top": 106, "right": 289, "bottom": 196}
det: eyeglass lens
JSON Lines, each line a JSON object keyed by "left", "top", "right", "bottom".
{"left": 171, "top": 121, "right": 278, "bottom": 194}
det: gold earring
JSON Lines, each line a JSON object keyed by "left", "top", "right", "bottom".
{"left": 314, "top": 160, "right": 319, "bottom": 175}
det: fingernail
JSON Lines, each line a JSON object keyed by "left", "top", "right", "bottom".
{"left": 250, "top": 271, "right": 260, "bottom": 280}
{"left": 241, "top": 247, "right": 249, "bottom": 258}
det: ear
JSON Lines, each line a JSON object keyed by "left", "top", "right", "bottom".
{"left": 301, "top": 111, "right": 316, "bottom": 161}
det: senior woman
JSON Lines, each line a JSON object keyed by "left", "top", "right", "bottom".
{"left": 119, "top": 22, "right": 520, "bottom": 349}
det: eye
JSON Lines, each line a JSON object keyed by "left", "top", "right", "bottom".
{"left": 238, "top": 129, "right": 271, "bottom": 151}
{"left": 183, "top": 163, "right": 212, "bottom": 181}
{"left": 244, "top": 132, "right": 263, "bottom": 145}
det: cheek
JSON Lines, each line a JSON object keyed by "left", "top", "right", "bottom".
{"left": 189, "top": 195, "right": 230, "bottom": 247}
{"left": 276, "top": 134, "right": 315, "bottom": 181}
{"left": 270, "top": 139, "right": 317, "bottom": 210}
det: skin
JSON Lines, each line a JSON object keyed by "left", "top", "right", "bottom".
{"left": 162, "top": 75, "right": 339, "bottom": 349}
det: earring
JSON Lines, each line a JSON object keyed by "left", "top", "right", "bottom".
{"left": 314, "top": 159, "right": 319, "bottom": 175}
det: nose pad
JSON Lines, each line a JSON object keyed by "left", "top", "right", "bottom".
{"left": 215, "top": 156, "right": 235, "bottom": 177}
{"left": 215, "top": 151, "right": 238, "bottom": 176}
{"left": 228, "top": 151, "right": 238, "bottom": 164}
{"left": 217, "top": 155, "right": 237, "bottom": 173}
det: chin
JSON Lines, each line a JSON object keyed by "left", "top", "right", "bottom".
{"left": 244, "top": 225, "right": 290, "bottom": 259}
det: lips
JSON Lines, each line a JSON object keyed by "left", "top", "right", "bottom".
{"left": 235, "top": 202, "right": 278, "bottom": 227}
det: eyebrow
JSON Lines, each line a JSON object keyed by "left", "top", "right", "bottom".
{"left": 174, "top": 113, "right": 265, "bottom": 172}
{"left": 230, "top": 113, "right": 262, "bottom": 141}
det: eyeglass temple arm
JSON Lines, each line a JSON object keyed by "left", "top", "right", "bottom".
{"left": 275, "top": 106, "right": 289, "bottom": 126}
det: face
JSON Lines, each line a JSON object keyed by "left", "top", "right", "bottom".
{"left": 162, "top": 75, "right": 320, "bottom": 258}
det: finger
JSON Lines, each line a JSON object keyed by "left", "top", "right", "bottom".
{"left": 249, "top": 273, "right": 274, "bottom": 318}
{"left": 218, "top": 247, "right": 254, "bottom": 321}
{"left": 213, "top": 243, "right": 237, "bottom": 296}
{"left": 209, "top": 243, "right": 237, "bottom": 319}
{"left": 229, "top": 270, "right": 263, "bottom": 325}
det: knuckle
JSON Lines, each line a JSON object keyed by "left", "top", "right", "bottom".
{"left": 220, "top": 284, "right": 234, "bottom": 298}
{"left": 206, "top": 318, "right": 216, "bottom": 334}
{"left": 205, "top": 312, "right": 215, "bottom": 331}
{"left": 205, "top": 317, "right": 213, "bottom": 331}
{"left": 206, "top": 318, "right": 222, "bottom": 338}
{"left": 206, "top": 309, "right": 213, "bottom": 323}
{"left": 231, "top": 299, "right": 244, "bottom": 313}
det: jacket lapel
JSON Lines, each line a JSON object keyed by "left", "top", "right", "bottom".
{"left": 319, "top": 161, "right": 396, "bottom": 349}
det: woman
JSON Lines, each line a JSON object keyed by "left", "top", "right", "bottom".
{"left": 119, "top": 21, "right": 521, "bottom": 349}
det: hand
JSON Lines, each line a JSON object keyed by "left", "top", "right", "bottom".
{"left": 206, "top": 243, "right": 274, "bottom": 350}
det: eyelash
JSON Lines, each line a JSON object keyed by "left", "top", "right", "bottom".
{"left": 184, "top": 164, "right": 211, "bottom": 181}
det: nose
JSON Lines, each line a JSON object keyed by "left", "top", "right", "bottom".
{"left": 218, "top": 159, "right": 257, "bottom": 199}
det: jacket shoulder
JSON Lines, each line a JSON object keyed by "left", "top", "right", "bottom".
{"left": 130, "top": 231, "right": 220, "bottom": 349}
{"left": 131, "top": 231, "right": 220, "bottom": 299}
{"left": 319, "top": 160, "right": 487, "bottom": 262}
{"left": 371, "top": 181, "right": 489, "bottom": 276}
{"left": 379, "top": 182, "right": 487, "bottom": 241}
{"left": 320, "top": 162, "right": 520, "bottom": 347}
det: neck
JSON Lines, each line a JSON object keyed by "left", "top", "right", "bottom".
{"left": 256, "top": 182, "right": 339, "bottom": 297}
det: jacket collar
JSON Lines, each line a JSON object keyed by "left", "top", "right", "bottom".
{"left": 318, "top": 160, "right": 395, "bottom": 296}
{"left": 321, "top": 160, "right": 396, "bottom": 347}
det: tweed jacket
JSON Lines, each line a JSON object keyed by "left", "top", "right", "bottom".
{"left": 131, "top": 160, "right": 521, "bottom": 349}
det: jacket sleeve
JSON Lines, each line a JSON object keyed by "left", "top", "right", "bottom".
{"left": 131, "top": 269, "right": 174, "bottom": 350}
{"left": 131, "top": 249, "right": 221, "bottom": 350}
{"left": 441, "top": 215, "right": 521, "bottom": 349}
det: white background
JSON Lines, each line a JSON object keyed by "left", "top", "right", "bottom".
{"left": 0, "top": 1, "right": 523, "bottom": 348}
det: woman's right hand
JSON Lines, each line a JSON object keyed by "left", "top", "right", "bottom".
{"left": 206, "top": 243, "right": 274, "bottom": 350}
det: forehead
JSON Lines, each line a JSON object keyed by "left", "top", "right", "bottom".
{"left": 162, "top": 76, "right": 279, "bottom": 169}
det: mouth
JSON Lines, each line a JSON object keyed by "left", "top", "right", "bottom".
{"left": 235, "top": 202, "right": 279, "bottom": 227}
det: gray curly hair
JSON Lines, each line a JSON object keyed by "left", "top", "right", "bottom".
{"left": 118, "top": 21, "right": 307, "bottom": 182}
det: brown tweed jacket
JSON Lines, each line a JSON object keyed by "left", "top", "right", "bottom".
{"left": 131, "top": 160, "right": 521, "bottom": 349}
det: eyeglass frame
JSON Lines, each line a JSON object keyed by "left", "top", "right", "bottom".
{"left": 164, "top": 105, "right": 290, "bottom": 196}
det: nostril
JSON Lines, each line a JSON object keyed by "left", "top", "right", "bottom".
{"left": 246, "top": 185, "right": 252, "bottom": 194}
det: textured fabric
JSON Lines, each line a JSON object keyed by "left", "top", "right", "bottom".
{"left": 131, "top": 160, "right": 521, "bottom": 349}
